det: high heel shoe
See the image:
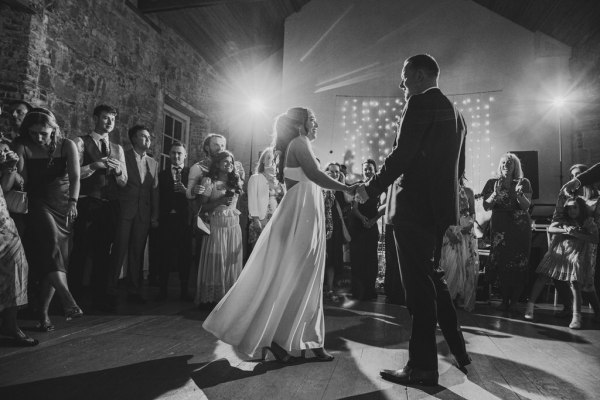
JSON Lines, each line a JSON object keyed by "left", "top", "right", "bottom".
{"left": 261, "top": 342, "right": 292, "bottom": 363}
{"left": 524, "top": 302, "right": 534, "bottom": 320}
{"left": 569, "top": 313, "right": 582, "bottom": 329}
{"left": 64, "top": 305, "right": 83, "bottom": 321}
{"left": 301, "top": 347, "right": 334, "bottom": 362}
{"left": 36, "top": 318, "right": 55, "bottom": 332}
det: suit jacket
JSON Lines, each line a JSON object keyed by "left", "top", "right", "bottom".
{"left": 577, "top": 162, "right": 600, "bottom": 187}
{"left": 118, "top": 148, "right": 159, "bottom": 222}
{"left": 158, "top": 163, "right": 190, "bottom": 221}
{"left": 365, "top": 88, "right": 466, "bottom": 230}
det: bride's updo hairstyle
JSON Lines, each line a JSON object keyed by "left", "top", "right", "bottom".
{"left": 271, "top": 107, "right": 310, "bottom": 182}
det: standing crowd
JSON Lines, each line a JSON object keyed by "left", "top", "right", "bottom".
{"left": 0, "top": 100, "right": 388, "bottom": 348}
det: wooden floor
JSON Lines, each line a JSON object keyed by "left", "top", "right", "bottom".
{"left": 1, "top": 287, "right": 599, "bottom": 400}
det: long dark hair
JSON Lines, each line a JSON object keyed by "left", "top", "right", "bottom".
{"left": 207, "top": 150, "right": 243, "bottom": 194}
{"left": 563, "top": 196, "right": 589, "bottom": 226}
{"left": 19, "top": 107, "right": 62, "bottom": 167}
{"left": 271, "top": 107, "right": 310, "bottom": 182}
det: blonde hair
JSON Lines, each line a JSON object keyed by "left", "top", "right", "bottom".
{"left": 496, "top": 152, "right": 524, "bottom": 180}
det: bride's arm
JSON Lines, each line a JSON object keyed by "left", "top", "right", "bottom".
{"left": 290, "top": 139, "right": 350, "bottom": 193}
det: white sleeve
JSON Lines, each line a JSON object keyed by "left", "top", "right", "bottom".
{"left": 186, "top": 164, "right": 202, "bottom": 199}
{"left": 248, "top": 174, "right": 259, "bottom": 218}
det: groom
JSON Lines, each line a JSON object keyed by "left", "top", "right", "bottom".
{"left": 356, "top": 54, "right": 470, "bottom": 386}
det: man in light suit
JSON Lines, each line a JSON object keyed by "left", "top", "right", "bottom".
{"left": 356, "top": 54, "right": 470, "bottom": 386}
{"left": 110, "top": 124, "right": 159, "bottom": 304}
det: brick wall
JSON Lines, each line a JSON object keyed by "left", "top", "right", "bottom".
{"left": 0, "top": 0, "right": 217, "bottom": 163}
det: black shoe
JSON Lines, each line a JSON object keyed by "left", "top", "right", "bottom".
{"left": 454, "top": 353, "right": 472, "bottom": 369}
{"left": 380, "top": 366, "right": 438, "bottom": 386}
{"left": 126, "top": 293, "right": 147, "bottom": 305}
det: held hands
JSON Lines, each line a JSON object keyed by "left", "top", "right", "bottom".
{"left": 105, "top": 157, "right": 122, "bottom": 176}
{"left": 192, "top": 184, "right": 206, "bottom": 195}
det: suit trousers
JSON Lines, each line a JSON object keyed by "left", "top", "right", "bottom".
{"left": 158, "top": 213, "right": 192, "bottom": 292}
{"left": 392, "top": 221, "right": 467, "bottom": 371}
{"left": 110, "top": 213, "right": 150, "bottom": 295}
{"left": 69, "top": 197, "right": 119, "bottom": 305}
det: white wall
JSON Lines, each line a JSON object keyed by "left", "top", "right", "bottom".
{"left": 280, "top": 0, "right": 573, "bottom": 203}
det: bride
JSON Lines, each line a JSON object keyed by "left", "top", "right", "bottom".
{"left": 203, "top": 107, "right": 355, "bottom": 362}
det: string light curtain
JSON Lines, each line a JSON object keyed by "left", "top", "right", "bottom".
{"left": 332, "top": 91, "right": 498, "bottom": 193}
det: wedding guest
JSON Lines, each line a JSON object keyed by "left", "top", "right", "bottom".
{"left": 187, "top": 134, "right": 226, "bottom": 266}
{"left": 70, "top": 105, "right": 127, "bottom": 312}
{"left": 324, "top": 162, "right": 351, "bottom": 300}
{"left": 525, "top": 196, "right": 599, "bottom": 328}
{"left": 482, "top": 152, "right": 532, "bottom": 312}
{"left": 439, "top": 176, "right": 479, "bottom": 311}
{"left": 0, "top": 147, "right": 37, "bottom": 346}
{"left": 5, "top": 100, "right": 32, "bottom": 145}
{"left": 349, "top": 159, "right": 384, "bottom": 301}
{"left": 553, "top": 164, "right": 600, "bottom": 316}
{"left": 109, "top": 125, "right": 159, "bottom": 305}
{"left": 16, "top": 108, "right": 82, "bottom": 330}
{"left": 247, "top": 147, "right": 284, "bottom": 253}
{"left": 194, "top": 150, "right": 244, "bottom": 307}
{"left": 203, "top": 107, "right": 354, "bottom": 362}
{"left": 156, "top": 142, "right": 192, "bottom": 301}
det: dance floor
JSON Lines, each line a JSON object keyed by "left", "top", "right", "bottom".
{"left": 1, "top": 291, "right": 599, "bottom": 400}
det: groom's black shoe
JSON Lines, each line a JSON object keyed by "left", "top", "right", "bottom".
{"left": 454, "top": 353, "right": 472, "bottom": 369}
{"left": 380, "top": 366, "right": 438, "bottom": 386}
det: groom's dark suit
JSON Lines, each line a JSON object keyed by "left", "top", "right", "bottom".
{"left": 365, "top": 87, "right": 468, "bottom": 371}
{"left": 577, "top": 162, "right": 600, "bottom": 187}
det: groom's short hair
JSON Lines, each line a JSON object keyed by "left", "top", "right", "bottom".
{"left": 405, "top": 54, "right": 439, "bottom": 78}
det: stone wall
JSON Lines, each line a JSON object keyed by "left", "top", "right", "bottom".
{"left": 0, "top": 0, "right": 216, "bottom": 163}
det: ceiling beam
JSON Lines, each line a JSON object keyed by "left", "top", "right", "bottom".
{"left": 137, "top": 0, "right": 266, "bottom": 14}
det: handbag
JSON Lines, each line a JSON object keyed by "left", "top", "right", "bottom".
{"left": 4, "top": 180, "right": 28, "bottom": 214}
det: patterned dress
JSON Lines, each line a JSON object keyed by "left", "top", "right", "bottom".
{"left": 482, "top": 178, "right": 532, "bottom": 289}
{"left": 0, "top": 187, "right": 28, "bottom": 311}
{"left": 440, "top": 186, "right": 480, "bottom": 311}
{"left": 195, "top": 178, "right": 243, "bottom": 304}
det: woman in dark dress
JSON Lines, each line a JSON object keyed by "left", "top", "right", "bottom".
{"left": 350, "top": 159, "right": 384, "bottom": 300}
{"left": 482, "top": 153, "right": 532, "bottom": 312}
{"left": 16, "top": 108, "right": 82, "bottom": 331}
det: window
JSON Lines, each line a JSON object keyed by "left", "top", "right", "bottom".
{"left": 161, "top": 105, "right": 190, "bottom": 170}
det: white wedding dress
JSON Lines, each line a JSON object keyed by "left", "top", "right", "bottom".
{"left": 203, "top": 156, "right": 326, "bottom": 356}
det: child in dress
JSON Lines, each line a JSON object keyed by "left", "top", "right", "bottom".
{"left": 440, "top": 180, "right": 479, "bottom": 311}
{"left": 524, "top": 196, "right": 600, "bottom": 329}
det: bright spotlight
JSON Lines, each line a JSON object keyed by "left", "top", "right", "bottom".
{"left": 553, "top": 96, "right": 566, "bottom": 108}
{"left": 249, "top": 98, "right": 264, "bottom": 114}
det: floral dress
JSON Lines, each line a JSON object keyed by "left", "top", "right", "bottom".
{"left": 194, "top": 178, "right": 243, "bottom": 304}
{"left": 440, "top": 185, "right": 479, "bottom": 311}
{"left": 0, "top": 187, "right": 28, "bottom": 311}
{"left": 482, "top": 178, "right": 532, "bottom": 287}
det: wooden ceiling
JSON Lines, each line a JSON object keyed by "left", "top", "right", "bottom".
{"left": 137, "top": 0, "right": 311, "bottom": 69}
{"left": 137, "top": 0, "right": 600, "bottom": 71}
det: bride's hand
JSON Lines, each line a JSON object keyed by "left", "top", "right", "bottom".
{"left": 345, "top": 184, "right": 357, "bottom": 196}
